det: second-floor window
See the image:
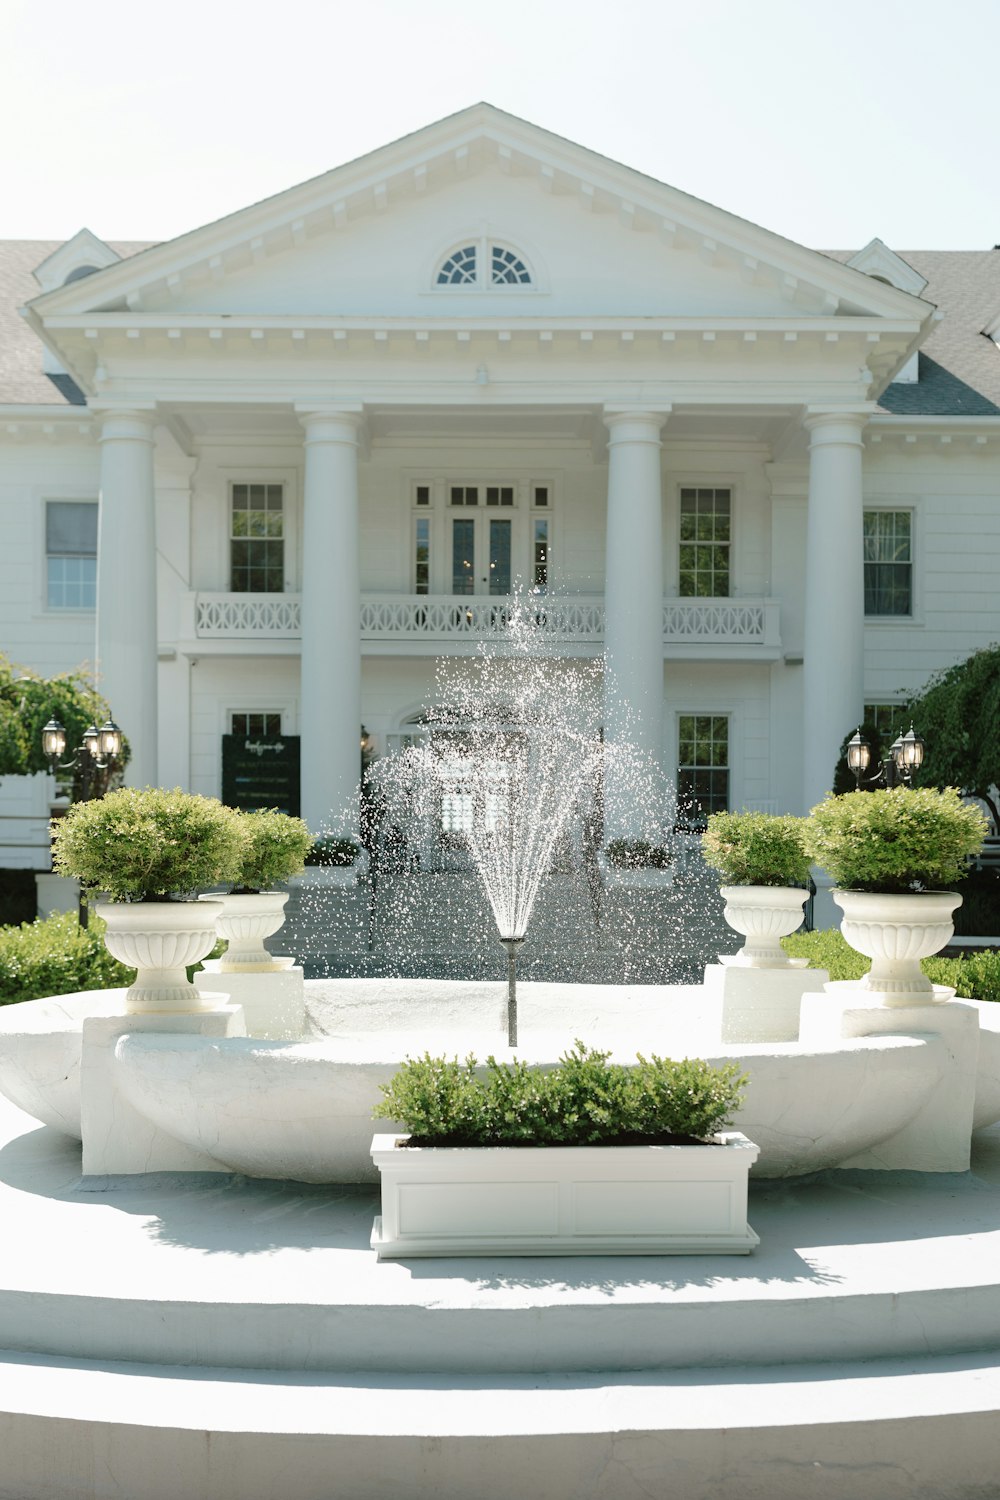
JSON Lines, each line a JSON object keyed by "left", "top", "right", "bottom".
{"left": 679, "top": 487, "right": 731, "bottom": 598}
{"left": 864, "top": 509, "right": 912, "bottom": 616}
{"left": 46, "top": 500, "right": 97, "bottom": 610}
{"left": 230, "top": 483, "right": 284, "bottom": 593}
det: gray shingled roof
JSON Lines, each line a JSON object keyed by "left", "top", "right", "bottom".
{"left": 2, "top": 239, "right": 1000, "bottom": 416}
{"left": 824, "top": 249, "right": 1000, "bottom": 416}
{"left": 0, "top": 241, "right": 151, "bottom": 406}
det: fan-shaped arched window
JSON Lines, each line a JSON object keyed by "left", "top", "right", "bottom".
{"left": 434, "top": 240, "right": 533, "bottom": 289}
{"left": 437, "top": 246, "right": 478, "bottom": 285}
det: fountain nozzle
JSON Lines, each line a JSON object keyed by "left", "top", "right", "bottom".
{"left": 500, "top": 936, "right": 525, "bottom": 1048}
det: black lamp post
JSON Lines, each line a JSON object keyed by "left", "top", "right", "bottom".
{"left": 847, "top": 723, "right": 925, "bottom": 790}
{"left": 42, "top": 715, "right": 124, "bottom": 925}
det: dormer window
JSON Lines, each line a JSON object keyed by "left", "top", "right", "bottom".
{"left": 435, "top": 240, "right": 532, "bottom": 288}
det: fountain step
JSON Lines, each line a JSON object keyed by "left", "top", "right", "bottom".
{"left": 4, "top": 1091, "right": 1000, "bottom": 1380}
{"left": 3, "top": 1347, "right": 1000, "bottom": 1499}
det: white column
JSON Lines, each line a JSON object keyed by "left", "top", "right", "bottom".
{"left": 603, "top": 409, "right": 668, "bottom": 840}
{"left": 299, "top": 411, "right": 362, "bottom": 836}
{"left": 96, "top": 410, "right": 158, "bottom": 787}
{"left": 802, "top": 410, "right": 868, "bottom": 814}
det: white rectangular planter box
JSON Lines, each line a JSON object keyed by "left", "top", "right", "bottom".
{"left": 370, "top": 1132, "right": 759, "bottom": 1258}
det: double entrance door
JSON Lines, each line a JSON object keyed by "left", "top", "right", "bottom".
{"left": 450, "top": 514, "right": 512, "bottom": 596}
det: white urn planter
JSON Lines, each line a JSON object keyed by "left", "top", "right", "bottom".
{"left": 201, "top": 891, "right": 290, "bottom": 971}
{"left": 96, "top": 900, "right": 224, "bottom": 1014}
{"left": 833, "top": 889, "right": 962, "bottom": 1006}
{"left": 719, "top": 885, "right": 809, "bottom": 968}
{"left": 370, "top": 1131, "right": 760, "bottom": 1258}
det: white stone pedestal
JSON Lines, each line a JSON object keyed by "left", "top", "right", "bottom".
{"left": 704, "top": 962, "right": 829, "bottom": 1043}
{"left": 194, "top": 962, "right": 305, "bottom": 1039}
{"left": 80, "top": 1005, "right": 245, "bottom": 1181}
{"left": 799, "top": 988, "right": 980, "bottom": 1172}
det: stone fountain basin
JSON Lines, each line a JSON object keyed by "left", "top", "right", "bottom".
{"left": 4, "top": 979, "right": 1000, "bottom": 1180}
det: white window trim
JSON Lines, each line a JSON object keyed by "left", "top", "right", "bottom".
{"left": 39, "top": 492, "right": 99, "bottom": 617}
{"left": 403, "top": 473, "right": 558, "bottom": 594}
{"left": 862, "top": 502, "right": 922, "bottom": 627}
{"left": 667, "top": 478, "right": 741, "bottom": 600}
{"left": 219, "top": 469, "right": 299, "bottom": 595}
{"left": 673, "top": 707, "right": 738, "bottom": 818}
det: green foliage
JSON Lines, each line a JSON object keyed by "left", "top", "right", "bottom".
{"left": 52, "top": 787, "right": 244, "bottom": 902}
{"left": 782, "top": 928, "right": 1000, "bottom": 1003}
{"left": 233, "top": 809, "right": 312, "bottom": 891}
{"left": 906, "top": 646, "right": 1000, "bottom": 826}
{"left": 701, "top": 811, "right": 812, "bottom": 887}
{"left": 804, "top": 786, "right": 987, "bottom": 893}
{"left": 604, "top": 839, "right": 671, "bottom": 870}
{"left": 0, "top": 654, "right": 129, "bottom": 780}
{"left": 0, "top": 911, "right": 133, "bottom": 1004}
{"left": 305, "top": 836, "right": 360, "bottom": 867}
{"left": 374, "top": 1042, "right": 747, "bottom": 1147}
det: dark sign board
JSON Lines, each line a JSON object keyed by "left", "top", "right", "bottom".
{"left": 221, "top": 735, "right": 301, "bottom": 815}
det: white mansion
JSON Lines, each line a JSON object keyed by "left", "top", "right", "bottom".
{"left": 2, "top": 104, "right": 999, "bottom": 840}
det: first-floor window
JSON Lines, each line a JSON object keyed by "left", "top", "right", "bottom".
{"left": 231, "top": 712, "right": 282, "bottom": 736}
{"left": 864, "top": 510, "right": 912, "bottom": 616}
{"left": 46, "top": 500, "right": 97, "bottom": 609}
{"left": 677, "top": 714, "right": 730, "bottom": 825}
{"left": 230, "top": 482, "right": 284, "bottom": 592}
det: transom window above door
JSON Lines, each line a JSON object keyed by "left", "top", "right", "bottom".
{"left": 435, "top": 240, "right": 532, "bottom": 287}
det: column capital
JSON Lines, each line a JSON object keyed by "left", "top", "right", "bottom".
{"left": 296, "top": 406, "right": 364, "bottom": 446}
{"left": 603, "top": 408, "right": 671, "bottom": 445}
{"left": 96, "top": 409, "right": 157, "bottom": 445}
{"left": 803, "top": 407, "right": 872, "bottom": 446}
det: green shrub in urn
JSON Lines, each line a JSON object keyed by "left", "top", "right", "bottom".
{"left": 804, "top": 786, "right": 988, "bottom": 893}
{"left": 51, "top": 786, "right": 243, "bottom": 902}
{"left": 701, "top": 811, "right": 812, "bottom": 888}
{"left": 232, "top": 809, "right": 312, "bottom": 893}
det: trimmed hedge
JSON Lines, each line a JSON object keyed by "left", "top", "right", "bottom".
{"left": 0, "top": 910, "right": 133, "bottom": 1004}
{"left": 782, "top": 928, "right": 1000, "bottom": 1003}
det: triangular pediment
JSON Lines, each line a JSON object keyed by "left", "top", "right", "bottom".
{"left": 27, "top": 105, "right": 935, "bottom": 332}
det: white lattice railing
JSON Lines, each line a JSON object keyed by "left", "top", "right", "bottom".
{"left": 192, "top": 593, "right": 779, "bottom": 647}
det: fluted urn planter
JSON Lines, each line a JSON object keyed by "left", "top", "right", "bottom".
{"left": 833, "top": 889, "right": 962, "bottom": 1006}
{"left": 96, "top": 901, "right": 223, "bottom": 1014}
{"left": 201, "top": 891, "right": 289, "bottom": 971}
{"left": 720, "top": 886, "right": 809, "bottom": 968}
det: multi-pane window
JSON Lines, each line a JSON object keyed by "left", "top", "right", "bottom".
{"left": 679, "top": 488, "right": 731, "bottom": 598}
{"left": 449, "top": 485, "right": 514, "bottom": 507}
{"left": 231, "top": 712, "right": 282, "bottom": 737}
{"left": 490, "top": 246, "right": 531, "bottom": 284}
{"left": 434, "top": 242, "right": 532, "bottom": 287}
{"left": 414, "top": 515, "right": 431, "bottom": 595}
{"left": 865, "top": 703, "right": 904, "bottom": 739}
{"left": 46, "top": 501, "right": 97, "bottom": 609}
{"left": 864, "top": 510, "right": 912, "bottom": 616}
{"left": 437, "top": 246, "right": 478, "bottom": 285}
{"left": 677, "top": 714, "right": 730, "bottom": 825}
{"left": 230, "top": 483, "right": 284, "bottom": 593}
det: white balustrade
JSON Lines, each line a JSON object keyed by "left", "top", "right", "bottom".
{"left": 192, "top": 593, "right": 778, "bottom": 647}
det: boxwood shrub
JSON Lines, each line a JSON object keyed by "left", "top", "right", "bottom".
{"left": 782, "top": 928, "right": 1000, "bottom": 1002}
{"left": 0, "top": 910, "right": 133, "bottom": 1004}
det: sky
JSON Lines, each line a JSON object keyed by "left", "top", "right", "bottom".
{"left": 4, "top": 0, "right": 997, "bottom": 251}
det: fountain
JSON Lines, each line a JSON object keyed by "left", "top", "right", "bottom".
{"left": 5, "top": 600, "right": 1000, "bottom": 1492}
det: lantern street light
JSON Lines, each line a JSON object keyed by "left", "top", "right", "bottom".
{"left": 41, "top": 715, "right": 125, "bottom": 926}
{"left": 848, "top": 723, "right": 925, "bottom": 790}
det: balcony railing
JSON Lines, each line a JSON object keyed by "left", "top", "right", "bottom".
{"left": 190, "top": 592, "right": 780, "bottom": 649}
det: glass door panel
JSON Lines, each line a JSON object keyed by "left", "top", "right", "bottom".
{"left": 451, "top": 516, "right": 513, "bottom": 596}
{"left": 488, "top": 519, "right": 511, "bottom": 596}
{"left": 452, "top": 519, "right": 475, "bottom": 595}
